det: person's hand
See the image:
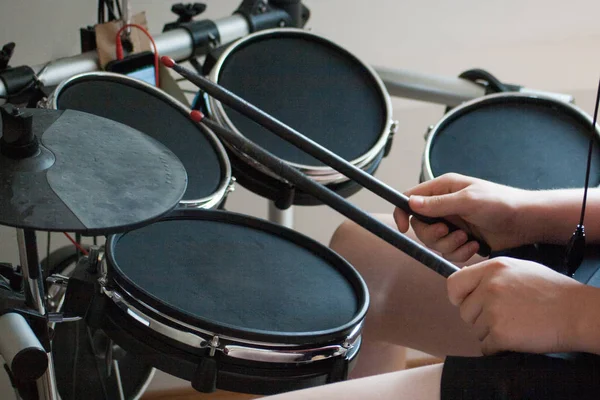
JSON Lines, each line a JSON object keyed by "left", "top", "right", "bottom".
{"left": 447, "top": 257, "right": 585, "bottom": 355}
{"left": 394, "top": 173, "right": 533, "bottom": 262}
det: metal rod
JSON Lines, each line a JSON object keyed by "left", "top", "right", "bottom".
{"left": 268, "top": 202, "right": 294, "bottom": 228}
{"left": 113, "top": 360, "right": 126, "bottom": 400}
{"left": 15, "top": 229, "right": 59, "bottom": 400}
{"left": 373, "top": 66, "right": 485, "bottom": 106}
{"left": 16, "top": 229, "right": 45, "bottom": 314}
{"left": 164, "top": 57, "right": 491, "bottom": 257}
{"left": 197, "top": 115, "right": 459, "bottom": 278}
{"left": 0, "top": 15, "right": 249, "bottom": 98}
{"left": 372, "top": 66, "right": 574, "bottom": 106}
{"left": 36, "top": 352, "right": 59, "bottom": 400}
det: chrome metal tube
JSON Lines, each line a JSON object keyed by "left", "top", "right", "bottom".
{"left": 16, "top": 229, "right": 59, "bottom": 400}
{"left": 36, "top": 353, "right": 59, "bottom": 400}
{"left": 373, "top": 66, "right": 486, "bottom": 106}
{"left": 0, "top": 313, "right": 48, "bottom": 381}
{"left": 374, "top": 66, "right": 575, "bottom": 106}
{"left": 268, "top": 202, "right": 294, "bottom": 228}
{"left": 0, "top": 15, "right": 249, "bottom": 98}
{"left": 16, "top": 229, "right": 45, "bottom": 315}
{"left": 113, "top": 360, "right": 126, "bottom": 400}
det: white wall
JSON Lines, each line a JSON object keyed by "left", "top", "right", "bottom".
{"left": 1, "top": 0, "right": 600, "bottom": 395}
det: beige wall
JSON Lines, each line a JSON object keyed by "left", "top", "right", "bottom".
{"left": 1, "top": 0, "right": 600, "bottom": 396}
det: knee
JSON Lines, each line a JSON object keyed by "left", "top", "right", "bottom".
{"left": 329, "top": 219, "right": 360, "bottom": 253}
{"left": 330, "top": 214, "right": 395, "bottom": 252}
{"left": 329, "top": 214, "right": 395, "bottom": 271}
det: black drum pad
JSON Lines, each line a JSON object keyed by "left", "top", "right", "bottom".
{"left": 430, "top": 97, "right": 600, "bottom": 190}
{"left": 218, "top": 34, "right": 387, "bottom": 166}
{"left": 108, "top": 211, "right": 363, "bottom": 338}
{"left": 56, "top": 77, "right": 223, "bottom": 201}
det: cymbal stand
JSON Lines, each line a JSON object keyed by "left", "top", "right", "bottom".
{"left": 16, "top": 229, "right": 58, "bottom": 400}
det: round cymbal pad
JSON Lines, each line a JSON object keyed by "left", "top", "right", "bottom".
{"left": 0, "top": 108, "right": 187, "bottom": 234}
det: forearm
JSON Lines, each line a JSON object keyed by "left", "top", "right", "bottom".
{"left": 519, "top": 188, "right": 600, "bottom": 244}
{"left": 571, "top": 285, "right": 600, "bottom": 356}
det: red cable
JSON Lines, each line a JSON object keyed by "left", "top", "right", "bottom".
{"left": 63, "top": 233, "right": 89, "bottom": 256}
{"left": 115, "top": 23, "right": 160, "bottom": 87}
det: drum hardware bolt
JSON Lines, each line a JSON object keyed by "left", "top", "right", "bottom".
{"left": 341, "top": 341, "right": 354, "bottom": 353}
{"left": 258, "top": 2, "right": 267, "bottom": 13}
{"left": 424, "top": 125, "right": 434, "bottom": 140}
{"left": 227, "top": 177, "right": 236, "bottom": 193}
{"left": 390, "top": 120, "right": 399, "bottom": 134}
{"left": 279, "top": 20, "right": 286, "bottom": 27}
{"left": 208, "top": 336, "right": 219, "bottom": 357}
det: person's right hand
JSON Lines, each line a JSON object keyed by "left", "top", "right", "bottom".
{"left": 394, "top": 173, "right": 535, "bottom": 262}
{"left": 447, "top": 256, "right": 588, "bottom": 355}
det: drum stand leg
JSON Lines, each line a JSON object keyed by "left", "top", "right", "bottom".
{"left": 268, "top": 201, "right": 294, "bottom": 228}
{"left": 16, "top": 229, "right": 59, "bottom": 400}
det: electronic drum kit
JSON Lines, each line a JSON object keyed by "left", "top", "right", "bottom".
{"left": 1, "top": 27, "right": 600, "bottom": 400}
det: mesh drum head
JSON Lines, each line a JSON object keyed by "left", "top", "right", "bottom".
{"left": 52, "top": 73, "right": 230, "bottom": 207}
{"left": 427, "top": 94, "right": 600, "bottom": 190}
{"left": 107, "top": 210, "right": 368, "bottom": 343}
{"left": 211, "top": 29, "right": 391, "bottom": 170}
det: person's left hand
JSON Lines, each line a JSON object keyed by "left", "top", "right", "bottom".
{"left": 447, "top": 257, "right": 586, "bottom": 355}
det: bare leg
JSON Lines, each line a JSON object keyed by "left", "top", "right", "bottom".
{"left": 330, "top": 215, "right": 482, "bottom": 378}
{"left": 264, "top": 364, "right": 443, "bottom": 400}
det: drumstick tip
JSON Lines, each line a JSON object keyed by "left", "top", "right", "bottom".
{"left": 161, "top": 56, "right": 175, "bottom": 68}
{"left": 190, "top": 110, "right": 204, "bottom": 123}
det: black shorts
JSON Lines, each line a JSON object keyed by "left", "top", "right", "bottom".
{"left": 442, "top": 352, "right": 600, "bottom": 399}
{"left": 440, "top": 245, "right": 600, "bottom": 399}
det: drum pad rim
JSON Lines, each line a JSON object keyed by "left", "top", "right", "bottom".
{"left": 105, "top": 209, "right": 369, "bottom": 345}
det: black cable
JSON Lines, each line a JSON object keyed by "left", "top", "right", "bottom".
{"left": 579, "top": 78, "right": 600, "bottom": 225}
{"left": 105, "top": 0, "right": 119, "bottom": 21}
{"left": 565, "top": 77, "right": 600, "bottom": 276}
{"left": 98, "top": 0, "right": 105, "bottom": 24}
{"left": 115, "top": 0, "right": 123, "bottom": 19}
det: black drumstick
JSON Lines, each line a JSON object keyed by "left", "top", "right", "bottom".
{"left": 161, "top": 56, "right": 491, "bottom": 257}
{"left": 191, "top": 111, "right": 460, "bottom": 278}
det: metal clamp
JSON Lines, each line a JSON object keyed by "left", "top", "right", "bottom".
{"left": 87, "top": 246, "right": 104, "bottom": 274}
{"left": 46, "top": 274, "right": 69, "bottom": 287}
